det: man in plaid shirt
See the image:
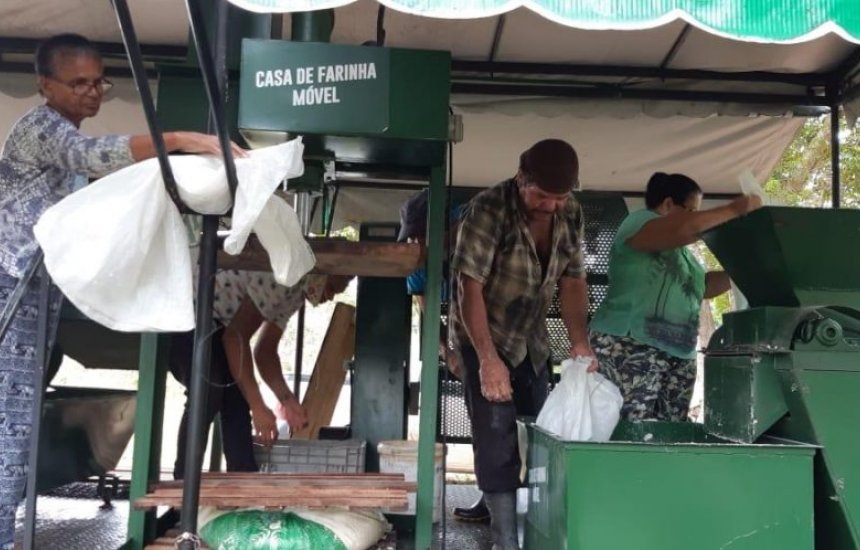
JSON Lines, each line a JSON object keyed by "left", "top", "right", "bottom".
{"left": 450, "top": 139, "right": 596, "bottom": 550}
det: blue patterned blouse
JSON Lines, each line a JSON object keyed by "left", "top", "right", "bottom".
{"left": 0, "top": 105, "right": 134, "bottom": 278}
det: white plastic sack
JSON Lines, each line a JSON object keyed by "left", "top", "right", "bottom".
{"left": 198, "top": 506, "right": 389, "bottom": 550}
{"left": 535, "top": 357, "right": 623, "bottom": 442}
{"left": 34, "top": 139, "right": 313, "bottom": 332}
{"left": 295, "top": 509, "right": 389, "bottom": 550}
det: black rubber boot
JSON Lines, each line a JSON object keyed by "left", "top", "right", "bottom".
{"left": 453, "top": 494, "right": 490, "bottom": 523}
{"left": 485, "top": 491, "right": 520, "bottom": 550}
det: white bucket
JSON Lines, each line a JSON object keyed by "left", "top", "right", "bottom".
{"left": 377, "top": 440, "right": 445, "bottom": 523}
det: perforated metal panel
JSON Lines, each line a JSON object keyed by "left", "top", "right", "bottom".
{"left": 437, "top": 191, "right": 629, "bottom": 443}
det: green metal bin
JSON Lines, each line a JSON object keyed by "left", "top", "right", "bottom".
{"left": 525, "top": 421, "right": 815, "bottom": 550}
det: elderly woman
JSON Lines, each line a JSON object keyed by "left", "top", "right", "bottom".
{"left": 0, "top": 33, "right": 243, "bottom": 548}
{"left": 589, "top": 172, "right": 761, "bottom": 422}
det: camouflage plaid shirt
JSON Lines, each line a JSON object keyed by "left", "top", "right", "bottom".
{"left": 450, "top": 179, "right": 585, "bottom": 372}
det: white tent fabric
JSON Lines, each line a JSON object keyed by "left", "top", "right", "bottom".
{"left": 0, "top": 0, "right": 849, "bottom": 204}
{"left": 452, "top": 99, "right": 804, "bottom": 192}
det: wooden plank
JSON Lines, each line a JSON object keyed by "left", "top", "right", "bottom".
{"left": 198, "top": 472, "right": 402, "bottom": 479}
{"left": 292, "top": 303, "right": 356, "bottom": 439}
{"left": 135, "top": 495, "right": 408, "bottom": 510}
{"left": 218, "top": 237, "right": 423, "bottom": 277}
{"left": 153, "top": 479, "right": 416, "bottom": 491}
{"left": 137, "top": 472, "right": 412, "bottom": 511}
{"left": 146, "top": 487, "right": 410, "bottom": 498}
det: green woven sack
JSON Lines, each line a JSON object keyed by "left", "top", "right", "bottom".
{"left": 200, "top": 510, "right": 348, "bottom": 550}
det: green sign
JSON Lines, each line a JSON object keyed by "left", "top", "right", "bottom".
{"left": 240, "top": 40, "right": 390, "bottom": 136}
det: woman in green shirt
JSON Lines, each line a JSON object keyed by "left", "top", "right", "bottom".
{"left": 589, "top": 172, "right": 761, "bottom": 421}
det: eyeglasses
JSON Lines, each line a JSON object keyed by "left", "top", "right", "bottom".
{"left": 50, "top": 77, "right": 113, "bottom": 96}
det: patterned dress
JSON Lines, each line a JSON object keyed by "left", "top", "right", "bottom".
{"left": 0, "top": 104, "right": 133, "bottom": 549}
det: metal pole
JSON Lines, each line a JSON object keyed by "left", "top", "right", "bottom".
{"left": 831, "top": 102, "right": 841, "bottom": 208}
{"left": 111, "top": 0, "right": 187, "bottom": 212}
{"left": 177, "top": 216, "right": 220, "bottom": 550}
{"left": 184, "top": 0, "right": 240, "bottom": 199}
{"left": 291, "top": 10, "right": 334, "bottom": 42}
{"left": 294, "top": 306, "right": 305, "bottom": 400}
{"left": 415, "top": 164, "right": 446, "bottom": 549}
{"left": 175, "top": 0, "right": 237, "bottom": 545}
{"left": 291, "top": 189, "right": 316, "bottom": 401}
{"left": 22, "top": 265, "right": 51, "bottom": 550}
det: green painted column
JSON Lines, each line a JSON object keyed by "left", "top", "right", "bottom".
{"left": 126, "top": 334, "right": 169, "bottom": 550}
{"left": 291, "top": 10, "right": 334, "bottom": 43}
{"left": 415, "top": 163, "right": 447, "bottom": 549}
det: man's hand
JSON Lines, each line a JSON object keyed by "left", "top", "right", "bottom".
{"left": 250, "top": 404, "right": 278, "bottom": 447}
{"left": 479, "top": 355, "right": 513, "bottom": 402}
{"left": 445, "top": 348, "right": 463, "bottom": 380}
{"left": 571, "top": 341, "right": 599, "bottom": 373}
{"left": 275, "top": 395, "right": 309, "bottom": 433}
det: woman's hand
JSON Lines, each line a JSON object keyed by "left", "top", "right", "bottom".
{"left": 251, "top": 404, "right": 279, "bottom": 447}
{"left": 173, "top": 131, "right": 248, "bottom": 158}
{"left": 275, "top": 395, "right": 308, "bottom": 433}
{"left": 730, "top": 194, "right": 763, "bottom": 216}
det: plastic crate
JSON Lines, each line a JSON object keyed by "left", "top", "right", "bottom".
{"left": 254, "top": 439, "right": 366, "bottom": 474}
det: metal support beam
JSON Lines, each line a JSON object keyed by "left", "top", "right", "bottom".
{"left": 175, "top": 0, "right": 241, "bottom": 543}
{"left": 22, "top": 265, "right": 50, "bottom": 550}
{"left": 112, "top": 0, "right": 188, "bottom": 212}
{"left": 184, "top": 0, "right": 240, "bottom": 199}
{"left": 831, "top": 101, "right": 842, "bottom": 208}
{"left": 487, "top": 15, "right": 507, "bottom": 64}
{"left": 126, "top": 334, "right": 169, "bottom": 550}
{"left": 291, "top": 10, "right": 334, "bottom": 43}
{"left": 414, "top": 164, "right": 446, "bottom": 549}
{"left": 375, "top": 6, "right": 387, "bottom": 46}
{"left": 177, "top": 216, "right": 219, "bottom": 550}
{"left": 452, "top": 59, "right": 829, "bottom": 87}
{"left": 659, "top": 24, "right": 691, "bottom": 71}
{"left": 451, "top": 80, "right": 829, "bottom": 106}
{"left": 294, "top": 306, "right": 305, "bottom": 400}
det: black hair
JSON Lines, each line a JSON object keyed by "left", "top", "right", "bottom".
{"left": 35, "top": 34, "right": 101, "bottom": 77}
{"left": 645, "top": 172, "right": 703, "bottom": 209}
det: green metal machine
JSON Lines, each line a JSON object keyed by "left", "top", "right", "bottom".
{"left": 703, "top": 206, "right": 860, "bottom": 549}
{"left": 239, "top": 37, "right": 452, "bottom": 550}
{"left": 525, "top": 206, "right": 860, "bottom": 549}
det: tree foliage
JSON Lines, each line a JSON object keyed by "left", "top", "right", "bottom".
{"left": 700, "top": 114, "right": 858, "bottom": 322}
{"left": 763, "top": 114, "right": 860, "bottom": 207}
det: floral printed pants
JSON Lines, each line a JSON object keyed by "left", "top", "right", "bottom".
{"left": 590, "top": 332, "right": 696, "bottom": 422}
{"left": 0, "top": 269, "right": 62, "bottom": 549}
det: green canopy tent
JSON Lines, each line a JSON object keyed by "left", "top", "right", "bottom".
{"left": 3, "top": 1, "right": 860, "bottom": 548}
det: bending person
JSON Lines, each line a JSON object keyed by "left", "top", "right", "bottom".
{"left": 589, "top": 172, "right": 761, "bottom": 421}
{"left": 170, "top": 270, "right": 352, "bottom": 479}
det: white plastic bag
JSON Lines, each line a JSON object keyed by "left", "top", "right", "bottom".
{"left": 34, "top": 159, "right": 193, "bottom": 332}
{"left": 535, "top": 357, "right": 623, "bottom": 442}
{"left": 34, "top": 139, "right": 312, "bottom": 332}
{"left": 738, "top": 168, "right": 777, "bottom": 206}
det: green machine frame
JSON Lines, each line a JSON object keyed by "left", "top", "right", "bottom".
{"left": 236, "top": 33, "right": 451, "bottom": 550}
{"left": 123, "top": 16, "right": 452, "bottom": 550}
{"left": 703, "top": 207, "right": 860, "bottom": 549}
